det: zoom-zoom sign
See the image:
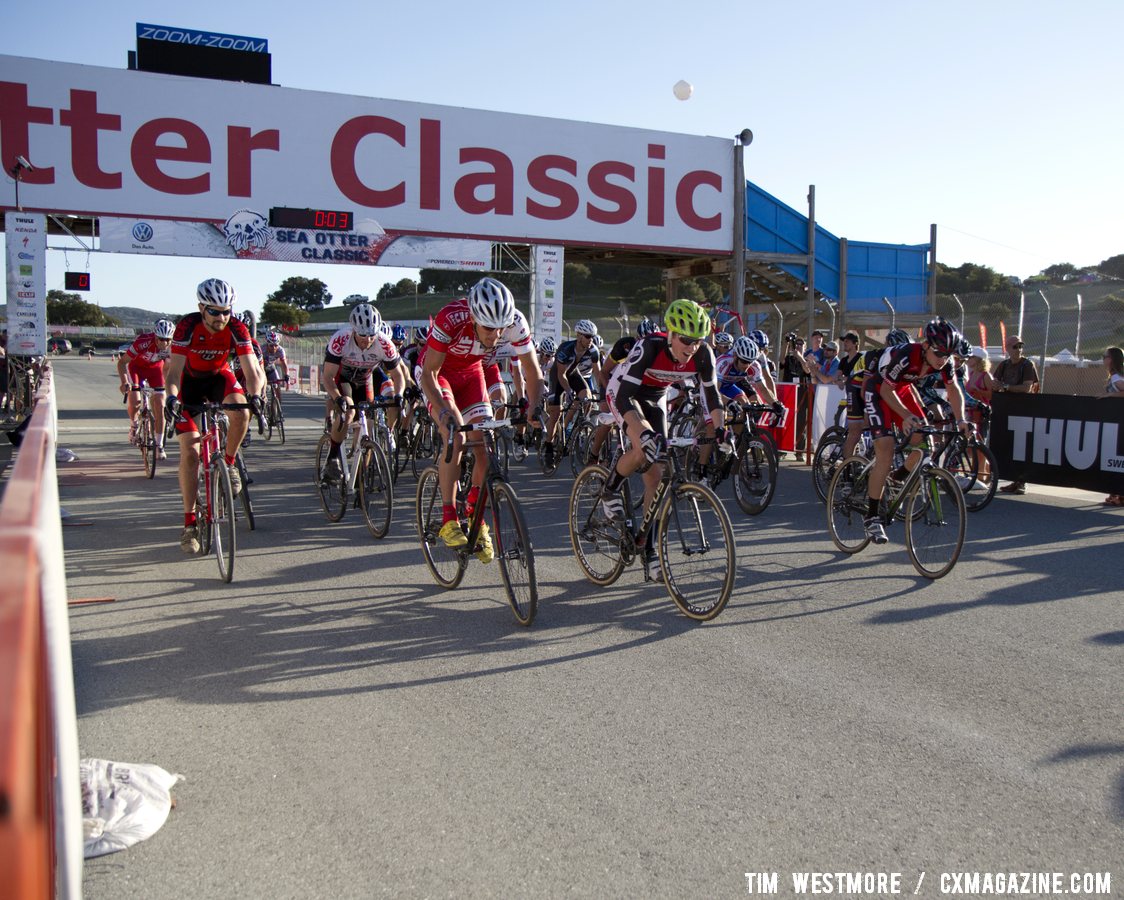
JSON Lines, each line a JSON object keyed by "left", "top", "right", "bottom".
{"left": 990, "top": 394, "right": 1124, "bottom": 493}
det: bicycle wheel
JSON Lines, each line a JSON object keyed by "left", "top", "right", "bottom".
{"left": 563, "top": 421, "right": 587, "bottom": 476}
{"left": 568, "top": 464, "right": 626, "bottom": 586}
{"left": 657, "top": 481, "right": 735, "bottom": 621}
{"left": 140, "top": 408, "right": 157, "bottom": 479}
{"left": 490, "top": 479, "right": 538, "bottom": 626}
{"left": 733, "top": 437, "right": 777, "bottom": 515}
{"left": 811, "top": 426, "right": 847, "bottom": 503}
{"left": 210, "top": 458, "right": 237, "bottom": 583}
{"left": 236, "top": 451, "right": 255, "bottom": 531}
{"left": 905, "top": 467, "right": 966, "bottom": 579}
{"left": 495, "top": 430, "right": 511, "bottom": 480}
{"left": 415, "top": 466, "right": 467, "bottom": 589}
{"left": 826, "top": 456, "right": 873, "bottom": 554}
{"left": 270, "top": 389, "right": 286, "bottom": 444}
{"left": 315, "top": 434, "right": 348, "bottom": 522}
{"left": 538, "top": 434, "right": 560, "bottom": 476}
{"left": 948, "top": 440, "right": 998, "bottom": 512}
{"left": 358, "top": 444, "right": 394, "bottom": 539}
{"left": 196, "top": 466, "right": 212, "bottom": 557}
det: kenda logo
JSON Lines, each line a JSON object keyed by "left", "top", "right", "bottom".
{"left": 1007, "top": 416, "right": 1123, "bottom": 472}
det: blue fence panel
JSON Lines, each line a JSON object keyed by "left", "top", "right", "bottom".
{"left": 845, "top": 241, "right": 930, "bottom": 313}
{"left": 743, "top": 181, "right": 929, "bottom": 311}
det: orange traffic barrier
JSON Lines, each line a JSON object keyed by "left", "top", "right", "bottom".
{"left": 0, "top": 369, "right": 59, "bottom": 899}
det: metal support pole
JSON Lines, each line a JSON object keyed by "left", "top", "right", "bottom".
{"left": 771, "top": 303, "right": 784, "bottom": 369}
{"left": 731, "top": 130, "right": 752, "bottom": 326}
{"left": 882, "top": 297, "right": 896, "bottom": 331}
{"left": 929, "top": 223, "right": 938, "bottom": 314}
{"left": 1075, "top": 293, "right": 1083, "bottom": 359}
{"left": 951, "top": 293, "right": 965, "bottom": 333}
{"left": 1037, "top": 290, "right": 1051, "bottom": 392}
{"left": 838, "top": 237, "right": 848, "bottom": 337}
{"left": 805, "top": 185, "right": 816, "bottom": 339}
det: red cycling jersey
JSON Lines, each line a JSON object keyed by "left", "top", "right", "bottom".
{"left": 127, "top": 332, "right": 171, "bottom": 367}
{"left": 424, "top": 298, "right": 533, "bottom": 374}
{"left": 172, "top": 313, "right": 254, "bottom": 377}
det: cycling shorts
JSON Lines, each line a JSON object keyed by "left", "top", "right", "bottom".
{"left": 336, "top": 378, "right": 374, "bottom": 404}
{"left": 605, "top": 384, "right": 665, "bottom": 439}
{"left": 176, "top": 370, "right": 244, "bottom": 435}
{"left": 862, "top": 378, "right": 923, "bottom": 439}
{"left": 127, "top": 360, "right": 166, "bottom": 390}
{"left": 549, "top": 369, "right": 591, "bottom": 406}
{"left": 430, "top": 363, "right": 490, "bottom": 423}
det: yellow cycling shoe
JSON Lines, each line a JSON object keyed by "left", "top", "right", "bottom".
{"left": 474, "top": 522, "right": 494, "bottom": 564}
{"left": 438, "top": 520, "right": 468, "bottom": 549}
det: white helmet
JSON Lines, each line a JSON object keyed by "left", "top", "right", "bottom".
{"left": 592, "top": 334, "right": 604, "bottom": 350}
{"left": 197, "top": 278, "right": 236, "bottom": 309}
{"left": 732, "top": 335, "right": 759, "bottom": 363}
{"left": 575, "top": 318, "right": 598, "bottom": 337}
{"left": 266, "top": 329, "right": 281, "bottom": 344}
{"left": 349, "top": 302, "right": 382, "bottom": 337}
{"left": 538, "top": 337, "right": 556, "bottom": 356}
{"left": 154, "top": 319, "right": 175, "bottom": 340}
{"left": 468, "top": 277, "right": 516, "bottom": 329}
{"left": 714, "top": 331, "right": 733, "bottom": 348}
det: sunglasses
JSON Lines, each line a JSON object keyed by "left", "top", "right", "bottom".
{"left": 674, "top": 334, "right": 703, "bottom": 348}
{"left": 203, "top": 306, "right": 231, "bottom": 317}
{"left": 1011, "top": 343, "right": 1025, "bottom": 349}
{"left": 930, "top": 348, "right": 951, "bottom": 360}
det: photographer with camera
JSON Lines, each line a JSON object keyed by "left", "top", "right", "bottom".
{"left": 780, "top": 332, "right": 813, "bottom": 460}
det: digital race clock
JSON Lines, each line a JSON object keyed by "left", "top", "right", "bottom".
{"left": 268, "top": 207, "right": 354, "bottom": 231}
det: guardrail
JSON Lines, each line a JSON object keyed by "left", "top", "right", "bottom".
{"left": 0, "top": 368, "right": 82, "bottom": 899}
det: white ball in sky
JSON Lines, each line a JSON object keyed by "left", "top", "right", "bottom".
{"left": 673, "top": 80, "right": 693, "bottom": 101}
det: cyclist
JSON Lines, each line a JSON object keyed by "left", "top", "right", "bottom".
{"left": 419, "top": 276, "right": 544, "bottom": 562}
{"left": 712, "top": 331, "right": 734, "bottom": 357}
{"left": 117, "top": 318, "right": 174, "bottom": 459}
{"left": 536, "top": 337, "right": 557, "bottom": 381}
{"left": 391, "top": 323, "right": 409, "bottom": 356}
{"left": 840, "top": 328, "right": 908, "bottom": 460}
{"left": 861, "top": 317, "right": 972, "bottom": 544}
{"left": 544, "top": 319, "right": 602, "bottom": 466}
{"left": 600, "top": 299, "right": 725, "bottom": 564}
{"left": 164, "top": 280, "right": 264, "bottom": 554}
{"left": 588, "top": 318, "right": 659, "bottom": 464}
{"left": 321, "top": 303, "right": 405, "bottom": 481}
{"left": 262, "top": 329, "right": 290, "bottom": 389}
{"left": 747, "top": 329, "right": 778, "bottom": 390}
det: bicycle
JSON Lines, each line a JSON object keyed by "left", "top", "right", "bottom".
{"left": 167, "top": 400, "right": 253, "bottom": 583}
{"left": 315, "top": 399, "right": 395, "bottom": 539}
{"left": 126, "top": 384, "right": 159, "bottom": 479}
{"left": 415, "top": 417, "right": 538, "bottom": 626}
{"left": 263, "top": 380, "right": 286, "bottom": 444}
{"left": 825, "top": 425, "right": 966, "bottom": 579}
{"left": 568, "top": 431, "right": 736, "bottom": 621}
{"left": 687, "top": 401, "right": 780, "bottom": 516}
{"left": 930, "top": 406, "right": 998, "bottom": 512}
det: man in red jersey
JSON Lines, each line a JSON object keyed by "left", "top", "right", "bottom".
{"left": 419, "top": 277, "right": 543, "bottom": 562}
{"left": 164, "top": 279, "right": 265, "bottom": 554}
{"left": 117, "top": 318, "right": 174, "bottom": 459}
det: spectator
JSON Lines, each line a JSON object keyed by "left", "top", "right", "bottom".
{"left": 781, "top": 335, "right": 812, "bottom": 460}
{"left": 1098, "top": 346, "right": 1124, "bottom": 506}
{"left": 805, "top": 330, "right": 827, "bottom": 367}
{"left": 995, "top": 335, "right": 1039, "bottom": 495}
{"left": 964, "top": 347, "right": 993, "bottom": 429}
{"left": 0, "top": 332, "right": 9, "bottom": 419}
{"left": 812, "top": 340, "right": 841, "bottom": 384}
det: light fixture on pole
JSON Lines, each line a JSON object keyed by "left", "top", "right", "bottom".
{"left": 9, "top": 154, "right": 35, "bottom": 211}
{"left": 731, "top": 129, "right": 754, "bottom": 327}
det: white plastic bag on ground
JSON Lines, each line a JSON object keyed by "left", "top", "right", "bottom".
{"left": 80, "top": 758, "right": 184, "bottom": 858}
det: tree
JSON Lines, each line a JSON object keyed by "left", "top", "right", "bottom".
{"left": 260, "top": 300, "right": 310, "bottom": 328}
{"left": 418, "top": 269, "right": 472, "bottom": 294}
{"left": 46, "top": 290, "right": 120, "bottom": 326}
{"left": 1097, "top": 254, "right": 1124, "bottom": 279}
{"left": 268, "top": 276, "right": 332, "bottom": 311}
{"left": 395, "top": 277, "right": 418, "bottom": 296}
{"left": 935, "top": 262, "right": 1008, "bottom": 294}
{"left": 1041, "top": 262, "right": 1077, "bottom": 282}
{"left": 564, "top": 262, "right": 591, "bottom": 290}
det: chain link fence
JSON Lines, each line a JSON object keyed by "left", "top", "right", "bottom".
{"left": 934, "top": 284, "right": 1124, "bottom": 396}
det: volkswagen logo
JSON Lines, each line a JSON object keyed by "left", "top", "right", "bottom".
{"left": 132, "top": 222, "right": 154, "bottom": 242}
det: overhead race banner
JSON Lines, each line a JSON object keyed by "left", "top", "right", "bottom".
{"left": 990, "top": 393, "right": 1124, "bottom": 493}
{"left": 99, "top": 214, "right": 491, "bottom": 270}
{"left": 5, "top": 211, "right": 47, "bottom": 356}
{"left": 531, "top": 246, "right": 564, "bottom": 345}
{"left": 0, "top": 55, "right": 732, "bottom": 254}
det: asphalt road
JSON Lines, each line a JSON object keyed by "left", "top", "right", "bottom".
{"left": 49, "top": 356, "right": 1121, "bottom": 899}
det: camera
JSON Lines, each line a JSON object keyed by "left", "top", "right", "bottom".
{"left": 785, "top": 332, "right": 798, "bottom": 344}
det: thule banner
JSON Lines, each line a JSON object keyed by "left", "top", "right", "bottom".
{"left": 990, "top": 393, "right": 1124, "bottom": 493}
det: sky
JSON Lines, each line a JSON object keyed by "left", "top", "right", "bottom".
{"left": 3, "top": 0, "right": 1122, "bottom": 319}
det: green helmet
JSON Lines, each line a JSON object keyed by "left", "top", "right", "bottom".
{"left": 664, "top": 299, "right": 711, "bottom": 340}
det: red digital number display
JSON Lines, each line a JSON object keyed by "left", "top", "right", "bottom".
{"left": 269, "top": 207, "right": 354, "bottom": 231}
{"left": 65, "top": 271, "right": 91, "bottom": 291}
